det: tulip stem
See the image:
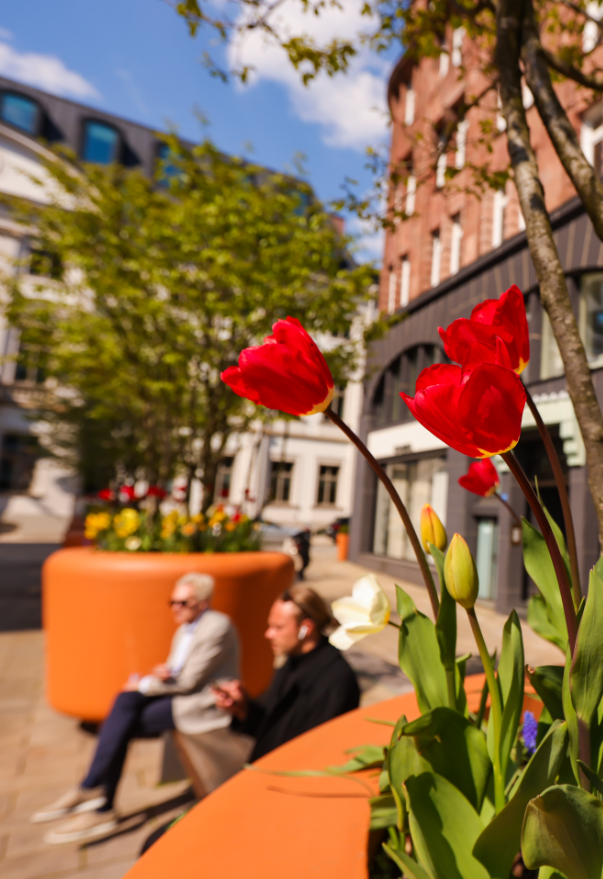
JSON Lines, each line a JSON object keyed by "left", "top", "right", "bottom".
{"left": 325, "top": 408, "right": 440, "bottom": 619}
{"left": 502, "top": 451, "right": 578, "bottom": 653}
{"left": 494, "top": 493, "right": 522, "bottom": 529}
{"left": 466, "top": 607, "right": 505, "bottom": 814}
{"left": 387, "top": 620, "right": 401, "bottom": 629}
{"left": 524, "top": 388, "right": 581, "bottom": 608}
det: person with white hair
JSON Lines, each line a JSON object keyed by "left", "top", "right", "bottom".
{"left": 32, "top": 571, "right": 240, "bottom": 843}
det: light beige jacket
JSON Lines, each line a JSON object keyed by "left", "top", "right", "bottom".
{"left": 143, "top": 609, "right": 240, "bottom": 735}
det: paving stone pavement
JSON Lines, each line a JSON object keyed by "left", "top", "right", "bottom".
{"left": 0, "top": 538, "right": 562, "bottom": 878}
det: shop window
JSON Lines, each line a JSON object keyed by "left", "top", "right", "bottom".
{"left": 373, "top": 457, "right": 448, "bottom": 561}
{"left": 214, "top": 456, "right": 234, "bottom": 500}
{"left": 0, "top": 433, "right": 40, "bottom": 490}
{"left": 476, "top": 518, "right": 498, "bottom": 600}
{"left": 0, "top": 92, "right": 39, "bottom": 134}
{"left": 269, "top": 461, "right": 293, "bottom": 503}
{"left": 540, "top": 312, "right": 564, "bottom": 379}
{"left": 317, "top": 465, "right": 339, "bottom": 506}
{"left": 82, "top": 121, "right": 120, "bottom": 164}
{"left": 580, "top": 272, "right": 603, "bottom": 368}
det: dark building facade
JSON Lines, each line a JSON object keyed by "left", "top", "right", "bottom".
{"left": 350, "top": 195, "right": 603, "bottom": 615}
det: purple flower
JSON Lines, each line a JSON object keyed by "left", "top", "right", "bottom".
{"left": 522, "top": 710, "right": 538, "bottom": 756}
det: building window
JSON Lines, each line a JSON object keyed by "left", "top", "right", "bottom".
{"left": 436, "top": 151, "right": 447, "bottom": 189}
{"left": 82, "top": 121, "right": 120, "bottom": 164}
{"left": 540, "top": 311, "right": 564, "bottom": 380}
{"left": 0, "top": 92, "right": 39, "bottom": 134}
{"left": 581, "top": 110, "right": 603, "bottom": 178}
{"left": 439, "top": 48, "right": 450, "bottom": 76}
{"left": 580, "top": 272, "right": 603, "bottom": 368}
{"left": 492, "top": 188, "right": 508, "bottom": 247}
{"left": 583, "top": 1, "right": 603, "bottom": 52}
{"left": 14, "top": 343, "right": 46, "bottom": 385}
{"left": 269, "top": 461, "right": 293, "bottom": 503}
{"left": 0, "top": 433, "right": 40, "bottom": 490}
{"left": 450, "top": 214, "right": 463, "bottom": 275}
{"left": 317, "top": 465, "right": 339, "bottom": 506}
{"left": 404, "top": 87, "right": 415, "bottom": 126}
{"left": 388, "top": 266, "right": 397, "bottom": 313}
{"left": 29, "top": 245, "right": 62, "bottom": 280}
{"left": 431, "top": 230, "right": 442, "bottom": 287}
{"left": 455, "top": 119, "right": 468, "bottom": 170}
{"left": 400, "top": 257, "right": 411, "bottom": 307}
{"left": 406, "top": 174, "right": 416, "bottom": 216}
{"left": 156, "top": 142, "right": 182, "bottom": 185}
{"left": 373, "top": 457, "right": 448, "bottom": 561}
{"left": 452, "top": 27, "right": 464, "bottom": 67}
{"left": 214, "top": 456, "right": 234, "bottom": 500}
{"left": 476, "top": 518, "right": 498, "bottom": 600}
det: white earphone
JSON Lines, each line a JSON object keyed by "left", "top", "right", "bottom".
{"left": 298, "top": 624, "right": 309, "bottom": 640}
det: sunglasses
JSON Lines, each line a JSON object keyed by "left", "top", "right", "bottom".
{"left": 169, "top": 599, "right": 198, "bottom": 608}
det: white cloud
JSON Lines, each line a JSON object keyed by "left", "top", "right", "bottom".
{"left": 228, "top": 0, "right": 389, "bottom": 151}
{"left": 0, "top": 28, "right": 13, "bottom": 41}
{"left": 0, "top": 41, "right": 100, "bottom": 100}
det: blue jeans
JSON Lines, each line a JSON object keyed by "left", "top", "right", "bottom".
{"left": 82, "top": 690, "right": 175, "bottom": 808}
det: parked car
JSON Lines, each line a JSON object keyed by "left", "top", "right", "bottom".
{"left": 325, "top": 516, "right": 350, "bottom": 543}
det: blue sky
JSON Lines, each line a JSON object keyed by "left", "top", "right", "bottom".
{"left": 0, "top": 0, "right": 394, "bottom": 260}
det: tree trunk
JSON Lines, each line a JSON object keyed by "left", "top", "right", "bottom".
{"left": 497, "top": 0, "right": 603, "bottom": 546}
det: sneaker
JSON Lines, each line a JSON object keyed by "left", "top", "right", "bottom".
{"left": 31, "top": 786, "right": 107, "bottom": 823}
{"left": 44, "top": 809, "right": 118, "bottom": 844}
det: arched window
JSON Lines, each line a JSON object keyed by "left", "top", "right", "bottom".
{"left": 0, "top": 92, "right": 39, "bottom": 134}
{"left": 82, "top": 120, "right": 120, "bottom": 164}
{"left": 372, "top": 344, "right": 445, "bottom": 427}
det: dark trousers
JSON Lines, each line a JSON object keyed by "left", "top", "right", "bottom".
{"left": 82, "top": 690, "right": 175, "bottom": 808}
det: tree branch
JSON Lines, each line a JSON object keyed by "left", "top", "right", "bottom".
{"left": 543, "top": 47, "right": 603, "bottom": 92}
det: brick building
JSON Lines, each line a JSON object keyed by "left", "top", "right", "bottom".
{"left": 349, "top": 26, "right": 603, "bottom": 614}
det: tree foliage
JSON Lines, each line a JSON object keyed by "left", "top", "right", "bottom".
{"left": 3, "top": 138, "right": 374, "bottom": 503}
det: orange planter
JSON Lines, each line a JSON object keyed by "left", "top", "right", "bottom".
{"left": 124, "top": 675, "right": 542, "bottom": 879}
{"left": 336, "top": 531, "right": 350, "bottom": 561}
{"left": 43, "top": 548, "right": 294, "bottom": 721}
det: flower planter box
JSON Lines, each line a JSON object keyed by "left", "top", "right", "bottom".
{"left": 336, "top": 531, "right": 350, "bottom": 561}
{"left": 43, "top": 547, "right": 294, "bottom": 721}
{"left": 123, "top": 675, "right": 542, "bottom": 879}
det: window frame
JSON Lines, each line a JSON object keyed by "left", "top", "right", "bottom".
{"left": 316, "top": 464, "right": 340, "bottom": 507}
{"left": 269, "top": 460, "right": 294, "bottom": 504}
{"left": 81, "top": 118, "right": 121, "bottom": 165}
{"left": 0, "top": 91, "right": 40, "bottom": 135}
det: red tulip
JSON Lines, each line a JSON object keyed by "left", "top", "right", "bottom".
{"left": 97, "top": 488, "right": 115, "bottom": 501}
{"left": 119, "top": 486, "right": 137, "bottom": 501}
{"left": 439, "top": 285, "right": 529, "bottom": 374}
{"left": 401, "top": 361, "right": 526, "bottom": 458}
{"left": 459, "top": 460, "right": 500, "bottom": 497}
{"left": 221, "top": 317, "right": 334, "bottom": 416}
{"left": 147, "top": 486, "right": 167, "bottom": 498}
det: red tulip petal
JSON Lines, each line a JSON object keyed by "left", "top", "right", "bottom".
{"left": 415, "top": 363, "right": 461, "bottom": 392}
{"left": 402, "top": 381, "right": 482, "bottom": 458}
{"left": 458, "top": 363, "right": 526, "bottom": 456}
{"left": 221, "top": 366, "right": 262, "bottom": 405}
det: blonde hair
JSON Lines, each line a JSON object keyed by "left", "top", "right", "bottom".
{"left": 281, "top": 585, "right": 336, "bottom": 633}
{"left": 176, "top": 572, "right": 215, "bottom": 602}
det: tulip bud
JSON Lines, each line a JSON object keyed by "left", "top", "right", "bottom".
{"left": 444, "top": 534, "right": 479, "bottom": 609}
{"left": 420, "top": 504, "right": 448, "bottom": 554}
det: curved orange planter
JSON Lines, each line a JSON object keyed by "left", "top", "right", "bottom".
{"left": 43, "top": 548, "right": 294, "bottom": 721}
{"left": 124, "top": 675, "right": 542, "bottom": 879}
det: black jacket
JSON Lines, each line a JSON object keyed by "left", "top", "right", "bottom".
{"left": 234, "top": 637, "right": 360, "bottom": 762}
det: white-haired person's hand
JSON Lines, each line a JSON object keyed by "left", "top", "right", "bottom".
{"left": 151, "top": 663, "right": 172, "bottom": 681}
{"left": 211, "top": 679, "right": 248, "bottom": 721}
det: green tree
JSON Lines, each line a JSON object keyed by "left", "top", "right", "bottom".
{"left": 4, "top": 138, "right": 373, "bottom": 507}
{"left": 174, "top": 0, "right": 603, "bottom": 543}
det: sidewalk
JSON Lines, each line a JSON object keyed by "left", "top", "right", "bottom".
{"left": 0, "top": 541, "right": 561, "bottom": 879}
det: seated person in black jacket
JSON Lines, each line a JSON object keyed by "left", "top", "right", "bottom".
{"left": 212, "top": 586, "right": 360, "bottom": 761}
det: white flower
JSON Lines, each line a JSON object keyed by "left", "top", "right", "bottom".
{"left": 329, "top": 574, "right": 391, "bottom": 651}
{"left": 125, "top": 536, "right": 142, "bottom": 551}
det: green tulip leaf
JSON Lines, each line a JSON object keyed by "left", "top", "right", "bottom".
{"left": 522, "top": 784, "right": 603, "bottom": 879}
{"left": 498, "top": 609, "right": 525, "bottom": 778}
{"left": 383, "top": 843, "right": 433, "bottom": 879}
{"left": 369, "top": 793, "right": 398, "bottom": 830}
{"left": 431, "top": 544, "right": 457, "bottom": 671}
{"left": 523, "top": 519, "right": 568, "bottom": 651}
{"left": 402, "top": 707, "right": 491, "bottom": 812}
{"left": 562, "top": 644, "right": 580, "bottom": 784}
{"left": 473, "top": 721, "right": 568, "bottom": 879}
{"left": 527, "top": 665, "right": 565, "bottom": 721}
{"left": 577, "top": 760, "right": 603, "bottom": 796}
{"left": 388, "top": 714, "right": 427, "bottom": 831}
{"left": 536, "top": 487, "right": 572, "bottom": 587}
{"left": 405, "top": 772, "right": 488, "bottom": 879}
{"left": 570, "top": 566, "right": 603, "bottom": 733}
{"left": 537, "top": 869, "right": 568, "bottom": 879}
{"left": 326, "top": 744, "right": 385, "bottom": 773}
{"left": 396, "top": 586, "right": 449, "bottom": 714}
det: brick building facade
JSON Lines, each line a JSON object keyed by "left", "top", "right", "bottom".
{"left": 350, "top": 26, "right": 603, "bottom": 614}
